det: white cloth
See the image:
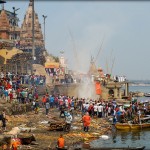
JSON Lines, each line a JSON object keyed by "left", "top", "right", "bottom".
{"left": 94, "top": 105, "right": 98, "bottom": 112}
{"left": 97, "top": 105, "right": 103, "bottom": 112}
{"left": 65, "top": 114, "right": 72, "bottom": 124}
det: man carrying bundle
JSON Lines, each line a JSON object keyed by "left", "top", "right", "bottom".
{"left": 64, "top": 112, "right": 72, "bottom": 132}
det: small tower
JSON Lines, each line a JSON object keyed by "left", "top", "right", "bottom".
{"left": 88, "top": 56, "right": 98, "bottom": 76}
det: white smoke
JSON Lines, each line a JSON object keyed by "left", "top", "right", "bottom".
{"left": 77, "top": 77, "right": 99, "bottom": 100}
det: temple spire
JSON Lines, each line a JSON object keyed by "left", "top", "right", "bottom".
{"left": 1, "top": 3, "right": 4, "bottom": 10}
{"left": 20, "top": 0, "right": 44, "bottom": 63}
{"left": 29, "top": 0, "right": 32, "bottom": 6}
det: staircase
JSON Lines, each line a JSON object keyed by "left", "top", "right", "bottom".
{"left": 33, "top": 64, "right": 47, "bottom": 76}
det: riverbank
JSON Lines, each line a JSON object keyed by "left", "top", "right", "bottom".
{"left": 0, "top": 100, "right": 112, "bottom": 150}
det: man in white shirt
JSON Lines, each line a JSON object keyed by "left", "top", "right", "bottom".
{"left": 93, "top": 104, "right": 98, "bottom": 117}
{"left": 85, "top": 103, "right": 89, "bottom": 112}
{"left": 64, "top": 113, "right": 72, "bottom": 132}
{"left": 65, "top": 98, "right": 68, "bottom": 108}
{"left": 97, "top": 104, "right": 103, "bottom": 118}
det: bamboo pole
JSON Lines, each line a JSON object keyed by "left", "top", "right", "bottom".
{"left": 68, "top": 29, "right": 79, "bottom": 70}
{"left": 94, "top": 35, "right": 105, "bottom": 63}
{"left": 110, "top": 57, "right": 115, "bottom": 75}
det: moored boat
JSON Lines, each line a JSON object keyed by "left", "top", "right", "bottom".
{"left": 115, "top": 116, "right": 150, "bottom": 130}
{"left": 144, "top": 93, "right": 150, "bottom": 97}
{"left": 56, "top": 145, "right": 146, "bottom": 150}
{"left": 115, "top": 123, "right": 131, "bottom": 130}
{"left": 74, "top": 146, "right": 145, "bottom": 150}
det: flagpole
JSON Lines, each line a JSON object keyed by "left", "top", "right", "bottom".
{"left": 31, "top": 0, "right": 35, "bottom": 74}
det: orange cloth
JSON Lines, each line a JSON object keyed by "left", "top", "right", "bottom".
{"left": 57, "top": 137, "right": 65, "bottom": 148}
{"left": 95, "top": 81, "right": 102, "bottom": 95}
{"left": 42, "top": 97, "right": 46, "bottom": 103}
{"left": 11, "top": 138, "right": 21, "bottom": 149}
{"left": 82, "top": 115, "right": 91, "bottom": 127}
{"left": 12, "top": 141, "right": 18, "bottom": 149}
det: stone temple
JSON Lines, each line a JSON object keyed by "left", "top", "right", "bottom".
{"left": 19, "top": 0, "right": 45, "bottom": 64}
{"left": 0, "top": 0, "right": 46, "bottom": 73}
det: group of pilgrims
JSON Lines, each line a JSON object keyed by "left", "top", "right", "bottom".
{"left": 1, "top": 72, "right": 149, "bottom": 122}
{"left": 0, "top": 72, "right": 46, "bottom": 88}
{"left": 42, "top": 94, "right": 149, "bottom": 126}
{"left": 0, "top": 71, "right": 150, "bottom": 150}
{"left": 0, "top": 71, "right": 46, "bottom": 104}
{"left": 0, "top": 71, "right": 149, "bottom": 127}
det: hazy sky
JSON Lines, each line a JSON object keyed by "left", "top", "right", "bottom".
{"left": 4, "top": 1, "right": 150, "bottom": 80}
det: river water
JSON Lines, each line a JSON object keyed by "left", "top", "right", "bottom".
{"left": 90, "top": 127, "right": 150, "bottom": 150}
{"left": 89, "top": 84, "right": 150, "bottom": 150}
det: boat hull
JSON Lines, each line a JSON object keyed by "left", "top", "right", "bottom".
{"left": 85, "top": 146, "right": 145, "bottom": 150}
{"left": 115, "top": 123, "right": 150, "bottom": 130}
{"left": 144, "top": 93, "right": 150, "bottom": 97}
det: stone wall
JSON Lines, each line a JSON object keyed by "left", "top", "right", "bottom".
{"left": 53, "top": 83, "right": 99, "bottom": 99}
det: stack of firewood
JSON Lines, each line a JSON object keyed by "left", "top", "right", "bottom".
{"left": 48, "top": 121, "right": 65, "bottom": 131}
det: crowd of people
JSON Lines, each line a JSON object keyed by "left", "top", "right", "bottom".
{"left": 1, "top": 70, "right": 149, "bottom": 128}
{"left": 0, "top": 71, "right": 46, "bottom": 104}
{"left": 42, "top": 95, "right": 148, "bottom": 149}
{"left": 0, "top": 72, "right": 46, "bottom": 87}
{"left": 41, "top": 94, "right": 150, "bottom": 128}
{"left": 0, "top": 71, "right": 150, "bottom": 150}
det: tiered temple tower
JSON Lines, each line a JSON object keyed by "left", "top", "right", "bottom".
{"left": 20, "top": 0, "right": 44, "bottom": 64}
{"left": 0, "top": 8, "right": 10, "bottom": 39}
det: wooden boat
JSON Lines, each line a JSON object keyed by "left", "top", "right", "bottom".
{"left": 144, "top": 93, "right": 150, "bottom": 97}
{"left": 115, "top": 123, "right": 131, "bottom": 130}
{"left": 56, "top": 148, "right": 68, "bottom": 150}
{"left": 84, "top": 146, "right": 145, "bottom": 150}
{"left": 57, "top": 146, "right": 145, "bottom": 150}
{"left": 60, "top": 146, "right": 145, "bottom": 150}
{"left": 115, "top": 116, "right": 150, "bottom": 130}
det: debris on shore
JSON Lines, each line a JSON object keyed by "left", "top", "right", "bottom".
{"left": 0, "top": 104, "right": 112, "bottom": 150}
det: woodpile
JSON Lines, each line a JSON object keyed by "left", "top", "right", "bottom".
{"left": 18, "top": 134, "right": 36, "bottom": 145}
{"left": 48, "top": 121, "right": 66, "bottom": 131}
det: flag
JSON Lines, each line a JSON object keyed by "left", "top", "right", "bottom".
{"left": 95, "top": 81, "right": 101, "bottom": 95}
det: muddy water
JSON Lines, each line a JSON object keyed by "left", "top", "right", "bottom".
{"left": 89, "top": 127, "right": 150, "bottom": 150}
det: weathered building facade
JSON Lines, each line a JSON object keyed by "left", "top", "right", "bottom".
{"left": 0, "top": 9, "right": 10, "bottom": 39}
{"left": 0, "top": 0, "right": 45, "bottom": 73}
{"left": 0, "top": 7, "right": 20, "bottom": 41}
{"left": 0, "top": 6, "right": 21, "bottom": 72}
